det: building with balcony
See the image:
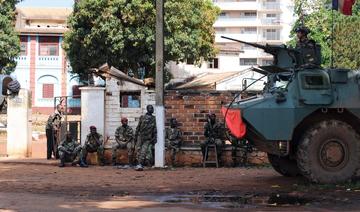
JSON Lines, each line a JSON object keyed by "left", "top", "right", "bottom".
{"left": 169, "top": 0, "right": 296, "bottom": 90}
{"left": 14, "top": 7, "right": 81, "bottom": 114}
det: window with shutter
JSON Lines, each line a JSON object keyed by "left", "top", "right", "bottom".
{"left": 42, "top": 84, "right": 54, "bottom": 98}
{"left": 39, "top": 36, "right": 59, "bottom": 56}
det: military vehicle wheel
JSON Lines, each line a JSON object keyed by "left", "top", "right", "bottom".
{"left": 297, "top": 120, "right": 360, "bottom": 183}
{"left": 267, "top": 154, "right": 300, "bottom": 177}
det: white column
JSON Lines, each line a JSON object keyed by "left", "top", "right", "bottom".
{"left": 7, "top": 89, "right": 32, "bottom": 157}
{"left": 80, "top": 87, "right": 105, "bottom": 145}
{"left": 155, "top": 105, "right": 165, "bottom": 167}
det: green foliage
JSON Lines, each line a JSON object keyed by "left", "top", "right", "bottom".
{"left": 63, "top": 0, "right": 220, "bottom": 79}
{"left": 290, "top": 0, "right": 360, "bottom": 69}
{"left": 0, "top": 0, "right": 21, "bottom": 73}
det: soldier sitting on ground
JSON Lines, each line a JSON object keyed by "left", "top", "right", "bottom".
{"left": 165, "top": 118, "right": 182, "bottom": 167}
{"left": 58, "top": 132, "right": 83, "bottom": 167}
{"left": 80, "top": 126, "right": 105, "bottom": 167}
{"left": 201, "top": 113, "right": 224, "bottom": 166}
{"left": 134, "top": 105, "right": 157, "bottom": 171}
{"left": 112, "top": 117, "right": 136, "bottom": 166}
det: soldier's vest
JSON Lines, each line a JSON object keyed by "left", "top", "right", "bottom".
{"left": 63, "top": 141, "right": 78, "bottom": 152}
{"left": 168, "top": 128, "right": 180, "bottom": 140}
{"left": 139, "top": 115, "right": 156, "bottom": 140}
{"left": 296, "top": 39, "right": 322, "bottom": 67}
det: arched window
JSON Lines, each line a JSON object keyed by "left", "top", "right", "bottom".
{"left": 68, "top": 76, "right": 83, "bottom": 98}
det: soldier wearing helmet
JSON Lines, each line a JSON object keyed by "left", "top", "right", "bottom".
{"left": 112, "top": 117, "right": 136, "bottom": 166}
{"left": 295, "top": 26, "right": 321, "bottom": 68}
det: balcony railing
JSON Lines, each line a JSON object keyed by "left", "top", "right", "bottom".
{"left": 214, "top": 17, "right": 259, "bottom": 27}
{"left": 36, "top": 56, "right": 62, "bottom": 67}
{"left": 259, "top": 2, "right": 281, "bottom": 10}
{"left": 260, "top": 18, "right": 281, "bottom": 25}
{"left": 213, "top": 1, "right": 258, "bottom": 10}
{"left": 215, "top": 33, "right": 258, "bottom": 42}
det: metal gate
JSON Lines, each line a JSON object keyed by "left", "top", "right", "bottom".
{"left": 54, "top": 95, "right": 81, "bottom": 143}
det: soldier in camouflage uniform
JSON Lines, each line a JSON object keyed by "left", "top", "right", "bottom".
{"left": 45, "top": 104, "right": 63, "bottom": 160}
{"left": 201, "top": 113, "right": 224, "bottom": 164}
{"left": 80, "top": 126, "right": 105, "bottom": 167}
{"left": 226, "top": 130, "right": 251, "bottom": 167}
{"left": 165, "top": 118, "right": 182, "bottom": 167}
{"left": 58, "top": 132, "right": 83, "bottom": 167}
{"left": 112, "top": 117, "right": 136, "bottom": 166}
{"left": 295, "top": 26, "right": 321, "bottom": 68}
{"left": 135, "top": 105, "right": 157, "bottom": 171}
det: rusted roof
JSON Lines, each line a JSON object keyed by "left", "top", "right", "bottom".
{"left": 96, "top": 64, "right": 147, "bottom": 87}
{"left": 16, "top": 7, "right": 72, "bottom": 20}
{"left": 176, "top": 71, "right": 242, "bottom": 90}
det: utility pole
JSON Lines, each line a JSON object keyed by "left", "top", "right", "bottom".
{"left": 154, "top": 0, "right": 165, "bottom": 167}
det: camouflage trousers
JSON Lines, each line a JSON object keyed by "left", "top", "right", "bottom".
{"left": 166, "top": 139, "right": 181, "bottom": 166}
{"left": 80, "top": 144, "right": 105, "bottom": 164}
{"left": 137, "top": 138, "right": 154, "bottom": 166}
{"left": 112, "top": 141, "right": 136, "bottom": 165}
{"left": 58, "top": 146, "right": 82, "bottom": 164}
{"left": 200, "top": 138, "right": 224, "bottom": 160}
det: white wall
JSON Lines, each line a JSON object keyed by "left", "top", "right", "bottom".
{"left": 216, "top": 71, "right": 266, "bottom": 91}
{"left": 104, "top": 77, "right": 155, "bottom": 146}
{"left": 80, "top": 87, "right": 105, "bottom": 145}
{"left": 7, "top": 89, "right": 32, "bottom": 157}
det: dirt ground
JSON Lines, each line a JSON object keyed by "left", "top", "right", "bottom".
{"left": 0, "top": 162, "right": 359, "bottom": 211}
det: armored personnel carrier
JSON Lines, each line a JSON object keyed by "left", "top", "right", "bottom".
{"left": 222, "top": 36, "right": 360, "bottom": 183}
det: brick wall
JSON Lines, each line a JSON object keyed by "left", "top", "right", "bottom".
{"left": 103, "top": 79, "right": 268, "bottom": 166}
{"left": 164, "top": 90, "right": 237, "bottom": 145}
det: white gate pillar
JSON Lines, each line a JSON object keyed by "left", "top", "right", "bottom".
{"left": 80, "top": 87, "right": 105, "bottom": 145}
{"left": 7, "top": 89, "right": 32, "bottom": 157}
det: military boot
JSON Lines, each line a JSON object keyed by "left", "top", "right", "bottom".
{"left": 59, "top": 159, "right": 65, "bottom": 168}
{"left": 135, "top": 164, "right": 143, "bottom": 171}
{"left": 80, "top": 159, "right": 88, "bottom": 168}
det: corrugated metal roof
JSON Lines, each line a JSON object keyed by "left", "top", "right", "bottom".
{"left": 16, "top": 7, "right": 72, "bottom": 20}
{"left": 176, "top": 72, "right": 241, "bottom": 89}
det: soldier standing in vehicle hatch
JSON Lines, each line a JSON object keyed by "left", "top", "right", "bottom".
{"left": 295, "top": 26, "right": 321, "bottom": 68}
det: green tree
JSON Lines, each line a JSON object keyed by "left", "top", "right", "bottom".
{"left": 290, "top": 0, "right": 360, "bottom": 69}
{"left": 63, "top": 0, "right": 220, "bottom": 79}
{"left": 0, "top": 0, "right": 21, "bottom": 73}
